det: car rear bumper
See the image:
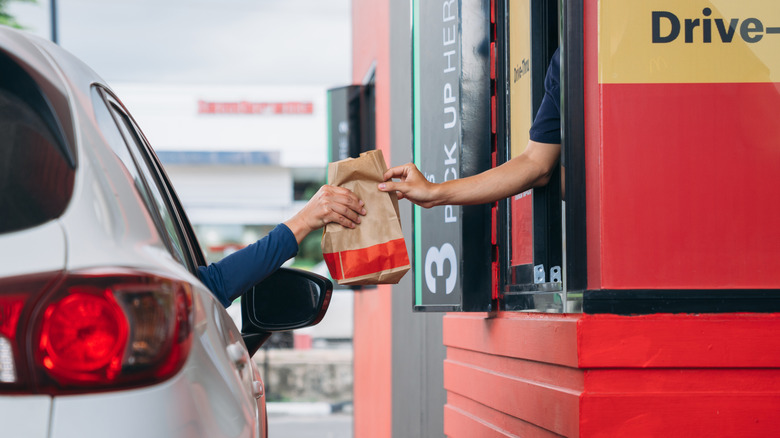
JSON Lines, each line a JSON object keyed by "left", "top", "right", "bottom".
{"left": 1, "top": 360, "right": 259, "bottom": 438}
{"left": 0, "top": 396, "right": 51, "bottom": 437}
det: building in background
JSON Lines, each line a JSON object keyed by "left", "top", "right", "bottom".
{"left": 115, "top": 83, "right": 328, "bottom": 265}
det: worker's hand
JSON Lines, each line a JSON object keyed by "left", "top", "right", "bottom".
{"left": 284, "top": 185, "right": 366, "bottom": 243}
{"left": 378, "top": 163, "right": 440, "bottom": 208}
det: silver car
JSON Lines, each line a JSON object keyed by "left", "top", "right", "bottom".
{"left": 0, "top": 25, "right": 332, "bottom": 437}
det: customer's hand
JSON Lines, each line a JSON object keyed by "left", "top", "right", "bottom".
{"left": 284, "top": 185, "right": 366, "bottom": 243}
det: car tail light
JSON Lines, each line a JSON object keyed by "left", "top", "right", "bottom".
{"left": 0, "top": 272, "right": 61, "bottom": 389}
{"left": 0, "top": 269, "right": 193, "bottom": 394}
{"left": 0, "top": 296, "right": 26, "bottom": 384}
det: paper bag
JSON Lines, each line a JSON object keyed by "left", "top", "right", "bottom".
{"left": 321, "top": 150, "right": 411, "bottom": 285}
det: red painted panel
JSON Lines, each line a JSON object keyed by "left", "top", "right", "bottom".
{"left": 578, "top": 313, "right": 780, "bottom": 368}
{"left": 491, "top": 95, "right": 497, "bottom": 134}
{"left": 585, "top": 368, "right": 780, "bottom": 393}
{"left": 443, "top": 312, "right": 780, "bottom": 437}
{"left": 352, "top": 0, "right": 384, "bottom": 82}
{"left": 444, "top": 359, "right": 580, "bottom": 436}
{"left": 583, "top": 0, "right": 602, "bottom": 289}
{"left": 353, "top": 286, "right": 393, "bottom": 438}
{"left": 443, "top": 313, "right": 780, "bottom": 437}
{"left": 491, "top": 205, "right": 497, "bottom": 245}
{"left": 599, "top": 82, "right": 780, "bottom": 289}
{"left": 510, "top": 193, "right": 534, "bottom": 266}
{"left": 444, "top": 405, "right": 514, "bottom": 438}
{"left": 581, "top": 394, "right": 780, "bottom": 438}
{"left": 447, "top": 347, "right": 583, "bottom": 392}
{"left": 352, "top": 0, "right": 392, "bottom": 436}
{"left": 582, "top": 360, "right": 780, "bottom": 437}
{"left": 490, "top": 42, "right": 496, "bottom": 81}
{"left": 443, "top": 313, "right": 579, "bottom": 367}
{"left": 446, "top": 393, "right": 564, "bottom": 438}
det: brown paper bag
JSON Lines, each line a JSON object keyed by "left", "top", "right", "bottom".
{"left": 321, "top": 150, "right": 410, "bottom": 285}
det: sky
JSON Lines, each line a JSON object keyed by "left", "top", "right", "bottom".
{"left": 8, "top": 0, "right": 352, "bottom": 86}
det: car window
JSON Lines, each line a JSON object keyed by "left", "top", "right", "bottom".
{"left": 90, "top": 87, "right": 190, "bottom": 269}
{"left": 147, "top": 154, "right": 209, "bottom": 269}
{"left": 112, "top": 106, "right": 191, "bottom": 267}
{"left": 0, "top": 71, "right": 75, "bottom": 234}
{"left": 90, "top": 88, "right": 161, "bottom": 226}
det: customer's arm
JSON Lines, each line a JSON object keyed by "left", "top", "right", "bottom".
{"left": 198, "top": 185, "right": 366, "bottom": 306}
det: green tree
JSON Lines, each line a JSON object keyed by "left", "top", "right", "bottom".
{"left": 0, "top": 0, "right": 37, "bottom": 29}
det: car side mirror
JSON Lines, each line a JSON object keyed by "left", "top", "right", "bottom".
{"left": 240, "top": 267, "right": 332, "bottom": 356}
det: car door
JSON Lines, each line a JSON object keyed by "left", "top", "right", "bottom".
{"left": 92, "top": 86, "right": 265, "bottom": 435}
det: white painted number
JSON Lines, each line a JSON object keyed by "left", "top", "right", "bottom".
{"left": 424, "top": 243, "right": 457, "bottom": 295}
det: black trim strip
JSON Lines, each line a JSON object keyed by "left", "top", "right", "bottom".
{"left": 496, "top": 0, "right": 511, "bottom": 300}
{"left": 530, "top": 0, "right": 562, "bottom": 277}
{"left": 561, "top": 0, "right": 587, "bottom": 292}
{"left": 584, "top": 289, "right": 780, "bottom": 315}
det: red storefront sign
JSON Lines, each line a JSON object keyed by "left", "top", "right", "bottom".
{"left": 197, "top": 100, "right": 313, "bottom": 115}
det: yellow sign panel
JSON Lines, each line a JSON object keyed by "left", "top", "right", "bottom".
{"left": 599, "top": 0, "right": 780, "bottom": 84}
{"left": 509, "top": 0, "right": 532, "bottom": 158}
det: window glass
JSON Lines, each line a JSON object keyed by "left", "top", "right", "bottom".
{"left": 110, "top": 105, "right": 189, "bottom": 268}
{"left": 501, "top": 0, "right": 563, "bottom": 311}
{"left": 90, "top": 89, "right": 157, "bottom": 219}
{"left": 90, "top": 87, "right": 189, "bottom": 268}
{"left": 507, "top": 0, "right": 535, "bottom": 269}
{"left": 0, "top": 90, "right": 74, "bottom": 234}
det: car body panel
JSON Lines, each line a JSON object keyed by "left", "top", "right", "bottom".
{"left": 0, "top": 396, "right": 51, "bottom": 437}
{"left": 0, "top": 222, "right": 65, "bottom": 278}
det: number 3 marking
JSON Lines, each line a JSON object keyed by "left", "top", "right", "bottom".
{"left": 424, "top": 243, "right": 457, "bottom": 295}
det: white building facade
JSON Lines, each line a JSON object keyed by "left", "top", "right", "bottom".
{"left": 115, "top": 83, "right": 330, "bottom": 263}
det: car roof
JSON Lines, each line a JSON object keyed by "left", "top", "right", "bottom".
{"left": 0, "top": 26, "right": 113, "bottom": 166}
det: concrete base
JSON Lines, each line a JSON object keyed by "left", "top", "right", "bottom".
{"left": 253, "top": 348, "right": 353, "bottom": 403}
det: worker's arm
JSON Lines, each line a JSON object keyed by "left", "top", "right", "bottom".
{"left": 379, "top": 140, "right": 561, "bottom": 208}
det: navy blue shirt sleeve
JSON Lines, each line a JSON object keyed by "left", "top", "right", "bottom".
{"left": 197, "top": 223, "right": 299, "bottom": 307}
{"left": 529, "top": 48, "right": 561, "bottom": 145}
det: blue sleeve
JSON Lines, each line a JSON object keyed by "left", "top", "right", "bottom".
{"left": 529, "top": 48, "right": 561, "bottom": 145}
{"left": 197, "top": 223, "right": 299, "bottom": 307}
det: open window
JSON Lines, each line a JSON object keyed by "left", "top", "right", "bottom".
{"left": 497, "top": 0, "right": 584, "bottom": 312}
{"left": 408, "top": 0, "right": 585, "bottom": 313}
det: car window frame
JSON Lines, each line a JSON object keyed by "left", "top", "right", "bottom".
{"left": 108, "top": 101, "right": 190, "bottom": 266}
{"left": 92, "top": 85, "right": 206, "bottom": 273}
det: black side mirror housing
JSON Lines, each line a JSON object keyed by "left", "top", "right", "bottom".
{"left": 241, "top": 268, "right": 333, "bottom": 356}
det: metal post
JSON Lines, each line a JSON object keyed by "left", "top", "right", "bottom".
{"left": 50, "top": 0, "right": 58, "bottom": 44}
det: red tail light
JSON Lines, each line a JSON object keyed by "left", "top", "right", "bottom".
{"left": 0, "top": 296, "right": 26, "bottom": 384}
{"left": 39, "top": 288, "right": 130, "bottom": 384}
{"left": 0, "top": 272, "right": 61, "bottom": 389}
{"left": 0, "top": 269, "right": 193, "bottom": 394}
